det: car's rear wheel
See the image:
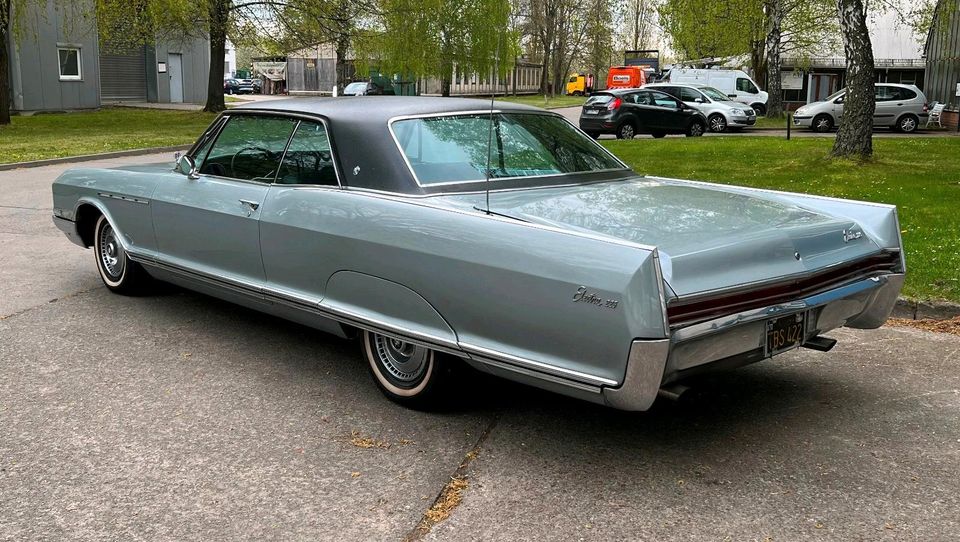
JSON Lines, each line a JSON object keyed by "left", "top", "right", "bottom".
{"left": 812, "top": 114, "right": 833, "bottom": 132}
{"left": 708, "top": 114, "right": 727, "bottom": 133}
{"left": 363, "top": 330, "right": 445, "bottom": 407}
{"left": 686, "top": 120, "right": 706, "bottom": 137}
{"left": 896, "top": 114, "right": 918, "bottom": 133}
{"left": 615, "top": 122, "right": 637, "bottom": 139}
{"left": 93, "top": 215, "right": 150, "bottom": 294}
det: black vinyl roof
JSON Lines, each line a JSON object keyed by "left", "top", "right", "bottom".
{"left": 231, "top": 96, "right": 557, "bottom": 194}
{"left": 233, "top": 96, "right": 546, "bottom": 122}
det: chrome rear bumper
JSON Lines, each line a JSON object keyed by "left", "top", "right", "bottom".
{"left": 603, "top": 273, "right": 904, "bottom": 411}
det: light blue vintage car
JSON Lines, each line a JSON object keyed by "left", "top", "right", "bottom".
{"left": 52, "top": 97, "right": 905, "bottom": 410}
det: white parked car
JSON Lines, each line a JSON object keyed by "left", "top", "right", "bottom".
{"left": 664, "top": 68, "right": 769, "bottom": 115}
{"left": 646, "top": 83, "right": 757, "bottom": 132}
{"left": 792, "top": 83, "right": 930, "bottom": 133}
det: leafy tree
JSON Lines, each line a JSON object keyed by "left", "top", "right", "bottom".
{"left": 357, "top": 0, "right": 515, "bottom": 97}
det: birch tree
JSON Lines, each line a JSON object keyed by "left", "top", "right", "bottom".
{"left": 831, "top": 0, "right": 874, "bottom": 158}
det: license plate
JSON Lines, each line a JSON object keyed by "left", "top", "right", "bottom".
{"left": 765, "top": 312, "right": 806, "bottom": 356}
{"left": 585, "top": 109, "right": 599, "bottom": 115}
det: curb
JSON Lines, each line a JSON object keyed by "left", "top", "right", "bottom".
{"left": 0, "top": 145, "right": 191, "bottom": 171}
{"left": 891, "top": 298, "right": 960, "bottom": 320}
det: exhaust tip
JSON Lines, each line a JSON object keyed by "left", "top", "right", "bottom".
{"left": 658, "top": 384, "right": 690, "bottom": 402}
{"left": 802, "top": 336, "right": 837, "bottom": 352}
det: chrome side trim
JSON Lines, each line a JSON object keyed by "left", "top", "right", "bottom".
{"left": 602, "top": 339, "right": 671, "bottom": 411}
{"left": 460, "top": 342, "right": 619, "bottom": 387}
{"left": 98, "top": 192, "right": 149, "bottom": 205}
{"left": 651, "top": 248, "right": 670, "bottom": 337}
{"left": 672, "top": 275, "right": 890, "bottom": 343}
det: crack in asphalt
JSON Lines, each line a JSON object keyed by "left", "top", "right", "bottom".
{"left": 402, "top": 413, "right": 501, "bottom": 542}
{"left": 0, "top": 286, "right": 100, "bottom": 321}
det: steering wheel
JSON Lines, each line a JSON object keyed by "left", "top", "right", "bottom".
{"left": 230, "top": 146, "right": 274, "bottom": 178}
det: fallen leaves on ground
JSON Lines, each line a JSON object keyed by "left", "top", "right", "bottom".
{"left": 422, "top": 475, "right": 469, "bottom": 526}
{"left": 348, "top": 430, "right": 391, "bottom": 449}
{"left": 887, "top": 316, "right": 960, "bottom": 336}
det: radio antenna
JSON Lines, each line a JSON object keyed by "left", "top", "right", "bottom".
{"left": 483, "top": 24, "right": 503, "bottom": 215}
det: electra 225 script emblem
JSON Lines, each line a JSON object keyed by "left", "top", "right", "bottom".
{"left": 842, "top": 229, "right": 863, "bottom": 243}
{"left": 572, "top": 286, "right": 620, "bottom": 309}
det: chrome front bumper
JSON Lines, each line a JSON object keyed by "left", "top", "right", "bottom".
{"left": 603, "top": 273, "right": 904, "bottom": 411}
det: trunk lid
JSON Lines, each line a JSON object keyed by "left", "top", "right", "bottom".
{"left": 437, "top": 177, "right": 885, "bottom": 298}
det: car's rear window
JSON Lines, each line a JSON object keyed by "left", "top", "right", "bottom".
{"left": 585, "top": 94, "right": 614, "bottom": 105}
{"left": 391, "top": 113, "right": 625, "bottom": 186}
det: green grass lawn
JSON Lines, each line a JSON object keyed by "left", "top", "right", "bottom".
{"left": 494, "top": 94, "right": 587, "bottom": 109}
{"left": 601, "top": 136, "right": 960, "bottom": 303}
{"left": 0, "top": 108, "right": 217, "bottom": 164}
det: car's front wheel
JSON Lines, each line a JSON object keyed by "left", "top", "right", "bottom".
{"left": 708, "top": 114, "right": 727, "bottom": 133}
{"left": 615, "top": 122, "right": 637, "bottom": 139}
{"left": 93, "top": 215, "right": 150, "bottom": 294}
{"left": 363, "top": 330, "right": 445, "bottom": 407}
{"left": 812, "top": 114, "right": 834, "bottom": 132}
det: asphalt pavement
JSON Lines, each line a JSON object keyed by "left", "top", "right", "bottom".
{"left": 2, "top": 153, "right": 959, "bottom": 541}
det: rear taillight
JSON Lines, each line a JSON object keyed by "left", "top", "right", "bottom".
{"left": 607, "top": 97, "right": 622, "bottom": 111}
{"left": 922, "top": 102, "right": 929, "bottom": 112}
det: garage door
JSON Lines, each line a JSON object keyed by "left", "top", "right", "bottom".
{"left": 100, "top": 47, "right": 147, "bottom": 102}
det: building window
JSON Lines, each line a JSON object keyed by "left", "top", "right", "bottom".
{"left": 58, "top": 47, "right": 81, "bottom": 80}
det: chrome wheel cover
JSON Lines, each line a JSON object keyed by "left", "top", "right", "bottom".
{"left": 709, "top": 116, "right": 725, "bottom": 132}
{"left": 619, "top": 124, "right": 634, "bottom": 139}
{"left": 815, "top": 117, "right": 831, "bottom": 131}
{"left": 900, "top": 117, "right": 916, "bottom": 132}
{"left": 98, "top": 223, "right": 125, "bottom": 279}
{"left": 373, "top": 334, "right": 430, "bottom": 388}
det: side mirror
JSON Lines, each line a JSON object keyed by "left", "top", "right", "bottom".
{"left": 175, "top": 154, "right": 200, "bottom": 179}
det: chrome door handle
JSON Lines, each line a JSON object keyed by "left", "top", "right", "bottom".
{"left": 239, "top": 199, "right": 260, "bottom": 211}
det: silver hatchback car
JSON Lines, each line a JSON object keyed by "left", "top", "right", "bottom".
{"left": 646, "top": 82, "right": 757, "bottom": 132}
{"left": 793, "top": 83, "right": 929, "bottom": 133}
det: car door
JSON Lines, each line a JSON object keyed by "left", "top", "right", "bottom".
{"left": 151, "top": 113, "right": 297, "bottom": 287}
{"left": 627, "top": 91, "right": 664, "bottom": 132}
{"left": 259, "top": 118, "right": 343, "bottom": 303}
{"left": 649, "top": 90, "right": 690, "bottom": 132}
{"left": 873, "top": 85, "right": 898, "bottom": 126}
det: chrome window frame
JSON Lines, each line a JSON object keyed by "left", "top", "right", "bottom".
{"left": 386, "top": 110, "right": 631, "bottom": 189}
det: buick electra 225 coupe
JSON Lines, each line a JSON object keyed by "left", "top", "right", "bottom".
{"left": 52, "top": 97, "right": 905, "bottom": 410}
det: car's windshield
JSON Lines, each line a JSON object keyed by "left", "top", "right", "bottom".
{"left": 825, "top": 89, "right": 845, "bottom": 101}
{"left": 391, "top": 113, "right": 625, "bottom": 186}
{"left": 699, "top": 86, "right": 729, "bottom": 101}
{"left": 344, "top": 82, "right": 366, "bottom": 94}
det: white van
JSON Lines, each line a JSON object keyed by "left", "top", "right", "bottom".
{"left": 665, "top": 69, "right": 769, "bottom": 115}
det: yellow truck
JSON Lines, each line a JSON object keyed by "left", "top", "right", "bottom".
{"left": 565, "top": 73, "right": 595, "bottom": 96}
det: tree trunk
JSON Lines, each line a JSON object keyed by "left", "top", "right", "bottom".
{"left": 832, "top": 0, "right": 874, "bottom": 158}
{"left": 335, "top": 36, "right": 349, "bottom": 91}
{"left": 0, "top": 0, "right": 12, "bottom": 125}
{"left": 764, "top": 0, "right": 784, "bottom": 118}
{"left": 203, "top": 0, "right": 229, "bottom": 113}
{"left": 750, "top": 39, "right": 766, "bottom": 95}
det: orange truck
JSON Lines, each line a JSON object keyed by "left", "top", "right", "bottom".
{"left": 606, "top": 66, "right": 647, "bottom": 90}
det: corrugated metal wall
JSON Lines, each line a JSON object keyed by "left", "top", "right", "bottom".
{"left": 100, "top": 47, "right": 148, "bottom": 102}
{"left": 925, "top": 1, "right": 960, "bottom": 108}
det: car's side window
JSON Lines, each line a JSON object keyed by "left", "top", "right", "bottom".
{"left": 199, "top": 115, "right": 297, "bottom": 182}
{"left": 651, "top": 91, "right": 679, "bottom": 108}
{"left": 276, "top": 121, "right": 338, "bottom": 186}
{"left": 679, "top": 87, "right": 701, "bottom": 102}
{"left": 875, "top": 86, "right": 895, "bottom": 102}
{"left": 736, "top": 78, "right": 758, "bottom": 94}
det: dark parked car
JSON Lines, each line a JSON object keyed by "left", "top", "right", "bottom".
{"left": 579, "top": 88, "right": 707, "bottom": 139}
{"left": 224, "top": 78, "right": 255, "bottom": 95}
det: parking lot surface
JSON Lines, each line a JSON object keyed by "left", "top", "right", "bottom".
{"left": 2, "top": 154, "right": 958, "bottom": 541}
